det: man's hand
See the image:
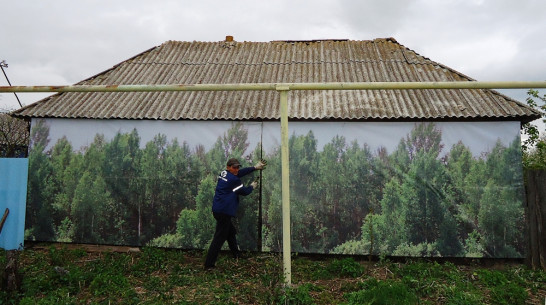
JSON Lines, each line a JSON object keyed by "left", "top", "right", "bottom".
{"left": 250, "top": 176, "right": 259, "bottom": 189}
{"left": 255, "top": 159, "right": 268, "bottom": 170}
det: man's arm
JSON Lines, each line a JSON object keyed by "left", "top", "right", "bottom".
{"left": 237, "top": 159, "right": 267, "bottom": 178}
{"left": 233, "top": 182, "right": 254, "bottom": 196}
{"left": 236, "top": 166, "right": 255, "bottom": 178}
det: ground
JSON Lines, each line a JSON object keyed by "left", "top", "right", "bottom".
{"left": 1, "top": 243, "right": 545, "bottom": 304}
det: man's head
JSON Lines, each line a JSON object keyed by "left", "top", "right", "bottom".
{"left": 226, "top": 158, "right": 241, "bottom": 175}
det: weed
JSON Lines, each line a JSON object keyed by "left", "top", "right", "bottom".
{"left": 0, "top": 249, "right": 5, "bottom": 284}
{"left": 340, "top": 280, "right": 366, "bottom": 293}
{"left": 396, "top": 260, "right": 474, "bottom": 301}
{"left": 20, "top": 262, "right": 56, "bottom": 296}
{"left": 88, "top": 271, "right": 139, "bottom": 304}
{"left": 140, "top": 246, "right": 170, "bottom": 270}
{"left": 292, "top": 258, "right": 328, "bottom": 280}
{"left": 489, "top": 283, "right": 527, "bottom": 305}
{"left": 51, "top": 265, "right": 88, "bottom": 294}
{"left": 89, "top": 252, "right": 131, "bottom": 275}
{"left": 142, "top": 275, "right": 164, "bottom": 292}
{"left": 514, "top": 266, "right": 546, "bottom": 294}
{"left": 477, "top": 269, "right": 528, "bottom": 305}
{"left": 131, "top": 247, "right": 171, "bottom": 276}
{"left": 328, "top": 258, "right": 365, "bottom": 278}
{"left": 314, "top": 289, "right": 337, "bottom": 305}
{"left": 444, "top": 289, "right": 484, "bottom": 305}
{"left": 252, "top": 254, "right": 284, "bottom": 303}
{"left": 476, "top": 269, "right": 509, "bottom": 286}
{"left": 19, "top": 288, "right": 78, "bottom": 305}
{"left": 396, "top": 261, "right": 460, "bottom": 282}
{"left": 47, "top": 245, "right": 67, "bottom": 266}
{"left": 168, "top": 272, "right": 191, "bottom": 286}
{"left": 279, "top": 283, "right": 318, "bottom": 305}
{"left": 2, "top": 247, "right": 545, "bottom": 304}
{"left": 342, "top": 278, "right": 419, "bottom": 305}
{"left": 308, "top": 257, "right": 364, "bottom": 279}
{"left": 89, "top": 272, "right": 129, "bottom": 295}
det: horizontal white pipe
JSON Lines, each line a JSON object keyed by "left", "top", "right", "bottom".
{"left": 1, "top": 81, "right": 546, "bottom": 93}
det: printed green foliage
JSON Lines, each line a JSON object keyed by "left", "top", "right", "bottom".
{"left": 26, "top": 120, "right": 55, "bottom": 241}
{"left": 300, "top": 123, "right": 525, "bottom": 257}
{"left": 26, "top": 120, "right": 526, "bottom": 258}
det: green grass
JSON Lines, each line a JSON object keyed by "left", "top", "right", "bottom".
{"left": 342, "top": 279, "right": 419, "bottom": 305}
{"left": 1, "top": 246, "right": 545, "bottom": 304}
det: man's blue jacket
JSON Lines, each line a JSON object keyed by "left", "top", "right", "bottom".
{"left": 212, "top": 167, "right": 256, "bottom": 216}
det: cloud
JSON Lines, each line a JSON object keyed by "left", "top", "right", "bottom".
{"left": 1, "top": 0, "right": 545, "bottom": 110}
{"left": 419, "top": 34, "right": 519, "bottom": 77}
{"left": 337, "top": 0, "right": 417, "bottom": 37}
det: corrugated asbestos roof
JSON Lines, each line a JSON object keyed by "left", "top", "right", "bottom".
{"left": 13, "top": 38, "right": 542, "bottom": 122}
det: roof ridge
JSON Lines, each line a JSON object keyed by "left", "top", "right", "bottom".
{"left": 11, "top": 38, "right": 541, "bottom": 123}
{"left": 382, "top": 38, "right": 481, "bottom": 83}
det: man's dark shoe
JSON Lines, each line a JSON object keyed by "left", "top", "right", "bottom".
{"left": 234, "top": 252, "right": 248, "bottom": 259}
{"left": 204, "top": 265, "right": 216, "bottom": 271}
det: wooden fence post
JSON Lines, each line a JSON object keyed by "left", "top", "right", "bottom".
{"left": 526, "top": 169, "right": 546, "bottom": 270}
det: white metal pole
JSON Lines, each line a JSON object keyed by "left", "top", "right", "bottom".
{"left": 277, "top": 85, "right": 292, "bottom": 286}
{"left": 2, "top": 81, "right": 546, "bottom": 93}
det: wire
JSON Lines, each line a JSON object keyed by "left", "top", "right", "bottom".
{"left": 0, "top": 60, "right": 23, "bottom": 108}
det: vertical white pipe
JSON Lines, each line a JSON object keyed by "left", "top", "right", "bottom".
{"left": 278, "top": 86, "right": 292, "bottom": 286}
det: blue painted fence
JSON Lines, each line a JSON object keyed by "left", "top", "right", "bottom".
{"left": 0, "top": 158, "right": 28, "bottom": 250}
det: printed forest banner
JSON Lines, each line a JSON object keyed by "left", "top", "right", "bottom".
{"left": 26, "top": 119, "right": 525, "bottom": 258}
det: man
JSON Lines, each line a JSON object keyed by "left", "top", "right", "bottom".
{"left": 204, "top": 157, "right": 267, "bottom": 270}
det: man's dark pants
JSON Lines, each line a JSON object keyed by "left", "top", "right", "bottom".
{"left": 204, "top": 212, "right": 239, "bottom": 268}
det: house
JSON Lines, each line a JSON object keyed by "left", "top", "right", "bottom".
{"left": 12, "top": 37, "right": 541, "bottom": 258}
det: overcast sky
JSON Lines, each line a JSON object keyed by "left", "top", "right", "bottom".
{"left": 1, "top": 0, "right": 545, "bottom": 121}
